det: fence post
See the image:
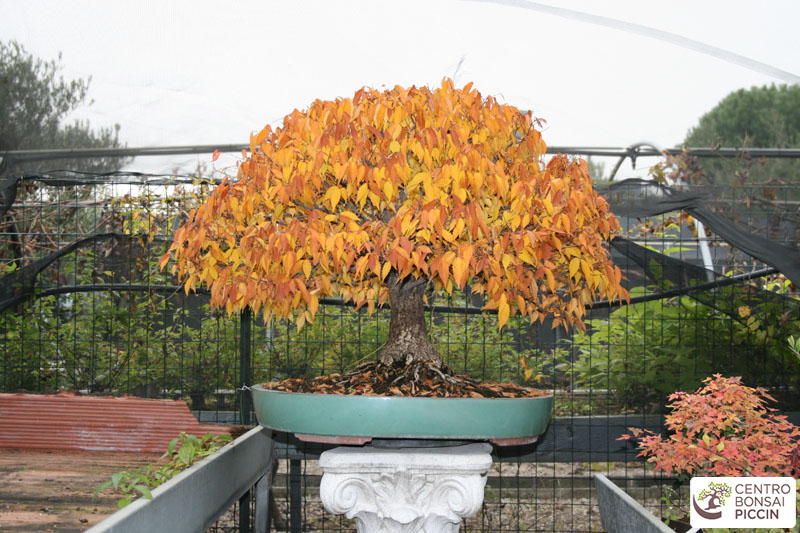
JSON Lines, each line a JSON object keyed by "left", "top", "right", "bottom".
{"left": 254, "top": 472, "right": 270, "bottom": 533}
{"left": 290, "top": 459, "right": 302, "bottom": 532}
{"left": 240, "top": 307, "right": 253, "bottom": 425}
{"left": 0, "top": 157, "right": 24, "bottom": 271}
{"left": 238, "top": 490, "right": 251, "bottom": 533}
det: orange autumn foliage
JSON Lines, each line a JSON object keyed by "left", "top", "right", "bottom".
{"left": 621, "top": 375, "right": 800, "bottom": 477}
{"left": 161, "top": 79, "right": 627, "bottom": 330}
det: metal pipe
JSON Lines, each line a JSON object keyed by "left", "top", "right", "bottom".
{"left": 4, "top": 144, "right": 800, "bottom": 163}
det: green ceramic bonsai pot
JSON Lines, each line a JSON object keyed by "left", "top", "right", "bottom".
{"left": 251, "top": 384, "right": 553, "bottom": 445}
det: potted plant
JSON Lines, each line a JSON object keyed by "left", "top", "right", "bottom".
{"left": 160, "top": 79, "right": 627, "bottom": 444}
{"left": 608, "top": 374, "right": 800, "bottom": 532}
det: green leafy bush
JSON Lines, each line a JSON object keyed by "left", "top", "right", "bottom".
{"left": 95, "top": 432, "right": 232, "bottom": 508}
{"left": 559, "top": 287, "right": 799, "bottom": 410}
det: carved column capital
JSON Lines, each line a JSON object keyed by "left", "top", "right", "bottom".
{"left": 319, "top": 443, "right": 492, "bottom": 533}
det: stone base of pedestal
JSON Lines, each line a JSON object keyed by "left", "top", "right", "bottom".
{"left": 319, "top": 442, "right": 492, "bottom": 533}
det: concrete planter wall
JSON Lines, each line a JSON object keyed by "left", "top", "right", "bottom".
{"left": 594, "top": 474, "right": 700, "bottom": 533}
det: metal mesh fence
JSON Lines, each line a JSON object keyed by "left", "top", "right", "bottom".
{"left": 1, "top": 148, "right": 798, "bottom": 532}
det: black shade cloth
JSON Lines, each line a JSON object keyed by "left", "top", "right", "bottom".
{"left": 598, "top": 179, "right": 800, "bottom": 287}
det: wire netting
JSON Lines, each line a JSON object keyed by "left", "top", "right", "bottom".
{"left": 1, "top": 148, "right": 798, "bottom": 532}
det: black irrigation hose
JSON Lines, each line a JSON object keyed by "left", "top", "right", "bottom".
{"left": 0, "top": 283, "right": 205, "bottom": 313}
{"left": 587, "top": 267, "right": 780, "bottom": 310}
{"left": 12, "top": 265, "right": 781, "bottom": 317}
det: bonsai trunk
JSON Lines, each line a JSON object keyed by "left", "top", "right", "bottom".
{"left": 378, "top": 275, "right": 443, "bottom": 367}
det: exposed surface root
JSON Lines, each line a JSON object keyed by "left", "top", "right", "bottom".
{"left": 264, "top": 359, "right": 549, "bottom": 398}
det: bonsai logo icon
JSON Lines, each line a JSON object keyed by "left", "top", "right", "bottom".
{"left": 692, "top": 481, "right": 732, "bottom": 520}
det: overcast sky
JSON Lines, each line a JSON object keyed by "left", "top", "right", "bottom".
{"left": 1, "top": 0, "right": 799, "bottom": 174}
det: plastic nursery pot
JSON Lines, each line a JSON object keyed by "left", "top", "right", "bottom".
{"left": 250, "top": 384, "right": 554, "bottom": 446}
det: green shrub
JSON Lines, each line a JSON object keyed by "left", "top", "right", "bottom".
{"left": 559, "top": 287, "right": 799, "bottom": 410}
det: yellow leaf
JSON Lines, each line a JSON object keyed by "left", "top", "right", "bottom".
{"left": 459, "top": 243, "right": 474, "bottom": 266}
{"left": 329, "top": 187, "right": 342, "bottom": 210}
{"left": 542, "top": 197, "right": 554, "bottom": 215}
{"left": 453, "top": 257, "right": 469, "bottom": 287}
{"left": 559, "top": 214, "right": 574, "bottom": 236}
{"left": 436, "top": 256, "right": 451, "bottom": 284}
{"left": 544, "top": 269, "right": 556, "bottom": 293}
{"left": 381, "top": 262, "right": 391, "bottom": 281}
{"left": 519, "top": 249, "right": 534, "bottom": 265}
{"left": 569, "top": 258, "right": 580, "bottom": 279}
{"left": 400, "top": 216, "right": 418, "bottom": 236}
{"left": 383, "top": 181, "right": 393, "bottom": 199}
{"left": 408, "top": 171, "right": 428, "bottom": 190}
{"left": 369, "top": 192, "right": 381, "bottom": 209}
{"left": 357, "top": 183, "right": 369, "bottom": 207}
{"left": 581, "top": 259, "right": 592, "bottom": 283}
{"left": 516, "top": 294, "right": 527, "bottom": 315}
{"left": 389, "top": 140, "right": 401, "bottom": 153}
{"left": 452, "top": 218, "right": 465, "bottom": 239}
{"left": 498, "top": 294, "right": 510, "bottom": 330}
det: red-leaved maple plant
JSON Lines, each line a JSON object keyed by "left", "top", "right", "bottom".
{"left": 160, "top": 80, "right": 627, "bottom": 395}
{"left": 620, "top": 375, "right": 800, "bottom": 477}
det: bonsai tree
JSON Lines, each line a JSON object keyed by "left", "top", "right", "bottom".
{"left": 161, "top": 79, "right": 626, "bottom": 386}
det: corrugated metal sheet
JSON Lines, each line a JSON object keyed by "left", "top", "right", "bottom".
{"left": 0, "top": 391, "right": 234, "bottom": 453}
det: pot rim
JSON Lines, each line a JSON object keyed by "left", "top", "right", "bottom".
{"left": 251, "top": 382, "right": 554, "bottom": 401}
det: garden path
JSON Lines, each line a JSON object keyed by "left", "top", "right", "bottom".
{"left": 0, "top": 448, "right": 158, "bottom": 532}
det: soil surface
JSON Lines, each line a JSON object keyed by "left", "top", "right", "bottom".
{"left": 0, "top": 448, "right": 160, "bottom": 532}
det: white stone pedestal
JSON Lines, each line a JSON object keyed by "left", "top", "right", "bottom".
{"left": 319, "top": 442, "right": 492, "bottom": 533}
